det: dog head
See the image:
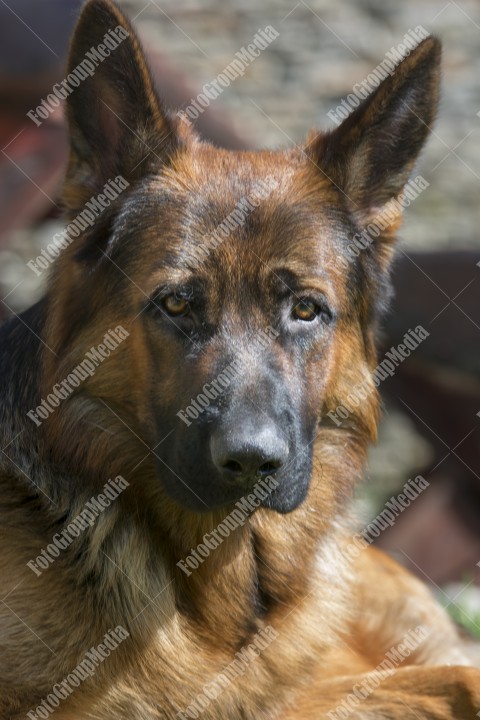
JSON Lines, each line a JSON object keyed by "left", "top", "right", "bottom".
{"left": 43, "top": 0, "right": 440, "bottom": 515}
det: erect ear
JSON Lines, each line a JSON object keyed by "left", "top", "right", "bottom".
{"left": 309, "top": 36, "right": 441, "bottom": 251}
{"left": 64, "top": 0, "right": 179, "bottom": 212}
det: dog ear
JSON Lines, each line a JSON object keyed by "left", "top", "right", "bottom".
{"left": 309, "top": 36, "right": 441, "bottom": 260}
{"left": 64, "top": 0, "right": 178, "bottom": 213}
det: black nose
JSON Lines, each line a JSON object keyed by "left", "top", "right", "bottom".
{"left": 210, "top": 421, "right": 289, "bottom": 484}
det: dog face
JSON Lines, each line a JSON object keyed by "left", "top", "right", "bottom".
{"left": 44, "top": 0, "right": 440, "bottom": 515}
{"left": 114, "top": 153, "right": 348, "bottom": 512}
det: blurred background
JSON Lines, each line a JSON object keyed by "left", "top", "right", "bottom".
{"left": 1, "top": 0, "right": 479, "bottom": 632}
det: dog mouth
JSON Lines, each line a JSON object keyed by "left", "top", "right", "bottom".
{"left": 155, "top": 449, "right": 312, "bottom": 516}
{"left": 152, "top": 399, "right": 314, "bottom": 514}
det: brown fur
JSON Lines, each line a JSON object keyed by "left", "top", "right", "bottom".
{"left": 1, "top": 2, "right": 479, "bottom": 718}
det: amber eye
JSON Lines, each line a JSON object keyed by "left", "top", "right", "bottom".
{"left": 162, "top": 294, "right": 190, "bottom": 317}
{"left": 292, "top": 298, "right": 319, "bottom": 322}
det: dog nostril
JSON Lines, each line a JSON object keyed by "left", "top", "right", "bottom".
{"left": 258, "top": 462, "right": 279, "bottom": 475}
{"left": 211, "top": 424, "right": 289, "bottom": 483}
{"left": 222, "top": 459, "right": 281, "bottom": 477}
{"left": 223, "top": 460, "right": 243, "bottom": 475}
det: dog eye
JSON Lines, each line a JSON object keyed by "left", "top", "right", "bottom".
{"left": 162, "top": 294, "right": 190, "bottom": 317}
{"left": 291, "top": 297, "right": 334, "bottom": 325}
{"left": 292, "top": 299, "right": 320, "bottom": 322}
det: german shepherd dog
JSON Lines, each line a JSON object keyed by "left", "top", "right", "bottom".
{"left": 1, "top": 1, "right": 480, "bottom": 718}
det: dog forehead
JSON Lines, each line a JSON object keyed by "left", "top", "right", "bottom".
{"left": 142, "top": 145, "right": 346, "bottom": 265}
{"left": 164, "top": 142, "right": 335, "bottom": 204}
